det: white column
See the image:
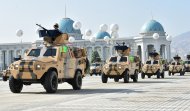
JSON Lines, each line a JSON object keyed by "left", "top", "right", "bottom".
{"left": 141, "top": 44, "right": 146, "bottom": 63}
{"left": 101, "top": 46, "right": 104, "bottom": 61}
{"left": 0, "top": 50, "right": 2, "bottom": 71}
{"left": 167, "top": 45, "right": 171, "bottom": 61}
{"left": 6, "top": 50, "right": 10, "bottom": 67}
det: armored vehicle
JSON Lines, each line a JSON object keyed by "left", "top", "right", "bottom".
{"left": 141, "top": 51, "right": 165, "bottom": 79}
{"left": 102, "top": 43, "right": 140, "bottom": 83}
{"left": 168, "top": 55, "right": 185, "bottom": 76}
{"left": 7, "top": 24, "right": 89, "bottom": 93}
{"left": 90, "top": 62, "right": 102, "bottom": 76}
{"left": 184, "top": 55, "right": 190, "bottom": 73}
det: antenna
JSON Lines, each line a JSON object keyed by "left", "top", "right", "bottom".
{"left": 65, "top": 4, "right": 67, "bottom": 18}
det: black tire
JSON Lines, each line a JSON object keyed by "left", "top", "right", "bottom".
{"left": 124, "top": 71, "right": 129, "bottom": 83}
{"left": 148, "top": 75, "right": 151, "bottom": 78}
{"left": 43, "top": 71, "right": 58, "bottom": 93}
{"left": 180, "top": 70, "right": 185, "bottom": 76}
{"left": 72, "top": 71, "right": 82, "bottom": 90}
{"left": 3, "top": 76, "right": 8, "bottom": 81}
{"left": 9, "top": 75, "right": 23, "bottom": 93}
{"left": 161, "top": 72, "right": 165, "bottom": 78}
{"left": 114, "top": 78, "right": 119, "bottom": 82}
{"left": 133, "top": 70, "right": 138, "bottom": 82}
{"left": 156, "top": 71, "right": 161, "bottom": 79}
{"left": 90, "top": 74, "right": 92, "bottom": 76}
{"left": 141, "top": 73, "right": 145, "bottom": 79}
{"left": 101, "top": 73, "right": 108, "bottom": 83}
{"left": 168, "top": 71, "right": 171, "bottom": 76}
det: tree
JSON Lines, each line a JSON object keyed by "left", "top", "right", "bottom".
{"left": 91, "top": 50, "right": 101, "bottom": 63}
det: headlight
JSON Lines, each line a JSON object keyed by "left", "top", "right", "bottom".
{"left": 36, "top": 64, "right": 41, "bottom": 70}
{"left": 118, "top": 66, "right": 122, "bottom": 69}
{"left": 14, "top": 64, "right": 19, "bottom": 70}
{"left": 105, "top": 66, "right": 109, "bottom": 69}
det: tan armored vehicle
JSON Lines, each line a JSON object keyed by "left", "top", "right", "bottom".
{"left": 7, "top": 25, "right": 89, "bottom": 93}
{"left": 184, "top": 55, "right": 190, "bottom": 73}
{"left": 168, "top": 55, "right": 185, "bottom": 76}
{"left": 90, "top": 62, "right": 102, "bottom": 76}
{"left": 141, "top": 51, "right": 165, "bottom": 79}
{"left": 102, "top": 43, "right": 140, "bottom": 83}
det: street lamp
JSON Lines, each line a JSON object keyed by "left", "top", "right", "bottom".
{"left": 152, "top": 33, "right": 160, "bottom": 52}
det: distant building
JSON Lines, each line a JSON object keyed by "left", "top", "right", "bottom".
{"left": 0, "top": 18, "right": 171, "bottom": 71}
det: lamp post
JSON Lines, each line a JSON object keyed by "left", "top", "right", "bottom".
{"left": 152, "top": 33, "right": 160, "bottom": 52}
{"left": 16, "top": 29, "right": 23, "bottom": 58}
{"left": 166, "top": 35, "right": 172, "bottom": 61}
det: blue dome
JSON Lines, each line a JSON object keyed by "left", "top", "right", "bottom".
{"left": 58, "top": 18, "right": 81, "bottom": 34}
{"left": 95, "top": 31, "right": 111, "bottom": 39}
{"left": 140, "top": 20, "right": 165, "bottom": 33}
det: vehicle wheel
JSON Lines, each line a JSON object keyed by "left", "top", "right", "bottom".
{"left": 3, "top": 76, "right": 8, "bottom": 81}
{"left": 90, "top": 74, "right": 92, "bottom": 76}
{"left": 148, "top": 75, "right": 151, "bottom": 78}
{"left": 101, "top": 73, "right": 108, "bottom": 83}
{"left": 43, "top": 71, "right": 58, "bottom": 93}
{"left": 114, "top": 78, "right": 119, "bottom": 82}
{"left": 124, "top": 71, "right": 129, "bottom": 83}
{"left": 9, "top": 75, "right": 23, "bottom": 93}
{"left": 133, "top": 70, "right": 138, "bottom": 82}
{"left": 180, "top": 70, "right": 185, "bottom": 76}
{"left": 168, "top": 71, "right": 171, "bottom": 76}
{"left": 156, "top": 71, "right": 161, "bottom": 79}
{"left": 161, "top": 72, "right": 165, "bottom": 78}
{"left": 141, "top": 73, "right": 145, "bottom": 79}
{"left": 72, "top": 71, "right": 82, "bottom": 90}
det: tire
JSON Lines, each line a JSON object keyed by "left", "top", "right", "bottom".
{"left": 72, "top": 71, "right": 82, "bottom": 90}
{"left": 101, "top": 73, "right": 108, "bottom": 83}
{"left": 9, "top": 75, "right": 23, "bottom": 93}
{"left": 3, "top": 76, "right": 8, "bottom": 81}
{"left": 156, "top": 71, "right": 161, "bottom": 79}
{"left": 180, "top": 70, "right": 185, "bottom": 76}
{"left": 124, "top": 71, "right": 129, "bottom": 83}
{"left": 161, "top": 72, "right": 165, "bottom": 78}
{"left": 168, "top": 71, "right": 171, "bottom": 76}
{"left": 141, "top": 73, "right": 145, "bottom": 79}
{"left": 114, "top": 78, "right": 119, "bottom": 82}
{"left": 133, "top": 70, "right": 138, "bottom": 82}
{"left": 43, "top": 71, "right": 58, "bottom": 93}
{"left": 148, "top": 75, "right": 151, "bottom": 78}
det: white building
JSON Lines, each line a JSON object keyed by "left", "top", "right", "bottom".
{"left": 0, "top": 18, "right": 171, "bottom": 71}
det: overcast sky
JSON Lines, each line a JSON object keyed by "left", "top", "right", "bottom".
{"left": 0, "top": 0, "right": 189, "bottom": 43}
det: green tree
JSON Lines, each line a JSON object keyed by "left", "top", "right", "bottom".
{"left": 91, "top": 50, "right": 101, "bottom": 63}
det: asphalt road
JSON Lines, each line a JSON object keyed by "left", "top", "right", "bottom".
{"left": 1, "top": 72, "right": 190, "bottom": 111}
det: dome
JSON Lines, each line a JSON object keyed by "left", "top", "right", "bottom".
{"left": 58, "top": 18, "right": 81, "bottom": 34}
{"left": 95, "top": 31, "right": 111, "bottom": 39}
{"left": 140, "top": 20, "right": 165, "bottom": 33}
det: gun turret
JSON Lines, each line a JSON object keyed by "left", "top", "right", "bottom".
{"left": 114, "top": 42, "right": 130, "bottom": 56}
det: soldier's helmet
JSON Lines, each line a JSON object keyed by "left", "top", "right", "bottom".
{"left": 53, "top": 23, "right": 59, "bottom": 29}
{"left": 149, "top": 50, "right": 159, "bottom": 58}
{"left": 114, "top": 42, "right": 130, "bottom": 56}
{"left": 173, "top": 55, "right": 181, "bottom": 60}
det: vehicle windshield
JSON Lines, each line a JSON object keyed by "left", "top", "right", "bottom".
{"left": 43, "top": 48, "right": 57, "bottom": 56}
{"left": 185, "top": 61, "right": 190, "bottom": 64}
{"left": 119, "top": 57, "right": 127, "bottom": 62}
{"left": 110, "top": 57, "right": 117, "bottom": 62}
{"left": 27, "top": 49, "right": 41, "bottom": 57}
{"left": 92, "top": 64, "right": 100, "bottom": 66}
{"left": 146, "top": 61, "right": 151, "bottom": 64}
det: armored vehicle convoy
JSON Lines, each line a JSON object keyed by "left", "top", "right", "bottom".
{"left": 141, "top": 51, "right": 165, "bottom": 79}
{"left": 102, "top": 43, "right": 140, "bottom": 83}
{"left": 184, "top": 55, "right": 190, "bottom": 73}
{"left": 7, "top": 24, "right": 89, "bottom": 93}
{"left": 168, "top": 55, "right": 185, "bottom": 76}
{"left": 90, "top": 62, "right": 102, "bottom": 76}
